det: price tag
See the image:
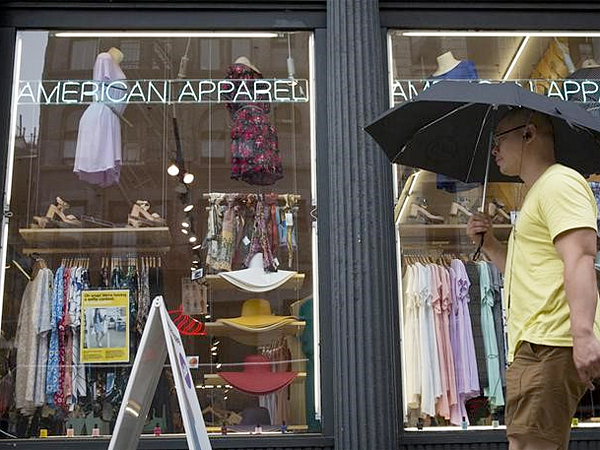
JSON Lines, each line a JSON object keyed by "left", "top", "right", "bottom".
{"left": 242, "top": 236, "right": 250, "bottom": 246}
{"left": 285, "top": 212, "right": 294, "bottom": 226}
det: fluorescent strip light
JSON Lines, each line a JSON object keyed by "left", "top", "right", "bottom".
{"left": 309, "top": 33, "right": 317, "bottom": 207}
{"left": 503, "top": 36, "right": 530, "bottom": 80}
{"left": 311, "top": 221, "right": 322, "bottom": 421}
{"left": 54, "top": 31, "right": 278, "bottom": 38}
{"left": 401, "top": 31, "right": 600, "bottom": 37}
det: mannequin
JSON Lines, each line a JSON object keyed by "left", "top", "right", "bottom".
{"left": 431, "top": 51, "right": 479, "bottom": 192}
{"left": 432, "top": 51, "right": 461, "bottom": 77}
{"left": 225, "top": 56, "right": 283, "bottom": 185}
{"left": 107, "top": 47, "right": 124, "bottom": 66}
{"left": 73, "top": 47, "right": 128, "bottom": 187}
{"left": 234, "top": 56, "right": 261, "bottom": 74}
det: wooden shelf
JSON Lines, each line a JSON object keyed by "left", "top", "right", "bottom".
{"left": 19, "top": 227, "right": 171, "bottom": 254}
{"left": 204, "top": 321, "right": 306, "bottom": 336}
{"left": 399, "top": 224, "right": 512, "bottom": 245}
{"left": 203, "top": 372, "right": 307, "bottom": 386}
{"left": 205, "top": 273, "right": 305, "bottom": 291}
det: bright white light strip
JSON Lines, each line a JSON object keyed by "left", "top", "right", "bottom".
{"left": 55, "top": 31, "right": 278, "bottom": 38}
{"left": 309, "top": 33, "right": 317, "bottom": 207}
{"left": 0, "top": 34, "right": 23, "bottom": 334}
{"left": 311, "top": 221, "right": 321, "bottom": 421}
{"left": 503, "top": 36, "right": 530, "bottom": 80}
{"left": 308, "top": 34, "right": 321, "bottom": 421}
{"left": 401, "top": 31, "right": 600, "bottom": 37}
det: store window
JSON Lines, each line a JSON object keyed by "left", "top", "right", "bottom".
{"left": 389, "top": 30, "right": 600, "bottom": 431}
{"left": 1, "top": 30, "right": 320, "bottom": 438}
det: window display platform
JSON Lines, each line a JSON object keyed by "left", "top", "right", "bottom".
{"left": 203, "top": 372, "right": 307, "bottom": 385}
{"left": 205, "top": 273, "right": 305, "bottom": 291}
{"left": 19, "top": 226, "right": 171, "bottom": 254}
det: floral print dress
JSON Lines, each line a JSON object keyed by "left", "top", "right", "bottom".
{"left": 225, "top": 62, "right": 283, "bottom": 186}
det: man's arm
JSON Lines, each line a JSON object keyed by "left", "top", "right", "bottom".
{"left": 555, "top": 227, "right": 600, "bottom": 384}
{"left": 466, "top": 213, "right": 508, "bottom": 272}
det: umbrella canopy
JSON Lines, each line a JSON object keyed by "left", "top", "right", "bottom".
{"left": 365, "top": 81, "right": 600, "bottom": 183}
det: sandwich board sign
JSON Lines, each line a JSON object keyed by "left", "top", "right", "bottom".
{"left": 108, "top": 296, "right": 212, "bottom": 450}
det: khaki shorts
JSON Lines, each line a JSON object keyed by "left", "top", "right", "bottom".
{"left": 505, "top": 342, "right": 587, "bottom": 449}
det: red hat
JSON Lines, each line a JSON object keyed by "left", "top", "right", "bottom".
{"left": 218, "top": 354, "right": 297, "bottom": 395}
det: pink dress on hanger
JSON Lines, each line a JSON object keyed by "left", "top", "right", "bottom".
{"left": 74, "top": 52, "right": 127, "bottom": 187}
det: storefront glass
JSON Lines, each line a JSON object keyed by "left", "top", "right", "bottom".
{"left": 389, "top": 30, "right": 600, "bottom": 431}
{"left": 0, "top": 30, "right": 320, "bottom": 438}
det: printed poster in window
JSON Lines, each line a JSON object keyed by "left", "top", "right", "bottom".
{"left": 80, "top": 289, "right": 130, "bottom": 363}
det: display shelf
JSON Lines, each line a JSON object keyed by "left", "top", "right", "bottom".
{"left": 203, "top": 372, "right": 307, "bottom": 386}
{"left": 204, "top": 321, "right": 306, "bottom": 336}
{"left": 19, "top": 226, "right": 171, "bottom": 254}
{"left": 205, "top": 424, "right": 309, "bottom": 433}
{"left": 205, "top": 273, "right": 305, "bottom": 291}
{"left": 399, "top": 223, "right": 512, "bottom": 244}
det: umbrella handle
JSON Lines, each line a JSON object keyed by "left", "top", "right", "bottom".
{"left": 472, "top": 232, "right": 485, "bottom": 261}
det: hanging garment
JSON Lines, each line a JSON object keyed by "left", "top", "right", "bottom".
{"left": 70, "top": 267, "right": 88, "bottom": 403}
{"left": 416, "top": 263, "right": 442, "bottom": 417}
{"left": 15, "top": 268, "right": 53, "bottom": 415}
{"left": 432, "top": 265, "right": 458, "bottom": 419}
{"left": 46, "top": 267, "right": 64, "bottom": 401}
{"left": 478, "top": 262, "right": 504, "bottom": 407}
{"left": 73, "top": 52, "right": 127, "bottom": 187}
{"left": 402, "top": 265, "right": 421, "bottom": 411}
{"left": 465, "top": 261, "right": 488, "bottom": 390}
{"left": 225, "top": 62, "right": 283, "bottom": 186}
{"left": 449, "top": 259, "right": 480, "bottom": 425}
{"left": 245, "top": 197, "right": 277, "bottom": 270}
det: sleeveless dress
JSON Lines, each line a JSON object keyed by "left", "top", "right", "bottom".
{"left": 225, "top": 62, "right": 283, "bottom": 186}
{"left": 74, "top": 52, "right": 127, "bottom": 187}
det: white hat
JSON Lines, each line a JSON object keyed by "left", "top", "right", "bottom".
{"left": 218, "top": 253, "right": 296, "bottom": 292}
{"left": 234, "top": 56, "right": 262, "bottom": 74}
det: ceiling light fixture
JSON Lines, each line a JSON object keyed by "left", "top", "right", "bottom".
{"left": 181, "top": 228, "right": 189, "bottom": 235}
{"left": 55, "top": 31, "right": 279, "bottom": 38}
{"left": 189, "top": 235, "right": 198, "bottom": 243}
{"left": 183, "top": 203, "right": 194, "bottom": 212}
{"left": 167, "top": 162, "right": 180, "bottom": 177}
{"left": 182, "top": 172, "right": 195, "bottom": 184}
{"left": 400, "top": 30, "right": 600, "bottom": 37}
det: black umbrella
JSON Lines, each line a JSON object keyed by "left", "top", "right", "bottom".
{"left": 366, "top": 81, "right": 600, "bottom": 184}
{"left": 365, "top": 80, "right": 600, "bottom": 258}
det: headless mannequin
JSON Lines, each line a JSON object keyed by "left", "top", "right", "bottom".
{"left": 432, "top": 51, "right": 461, "bottom": 77}
{"left": 234, "top": 56, "right": 261, "bottom": 74}
{"left": 107, "top": 47, "right": 124, "bottom": 66}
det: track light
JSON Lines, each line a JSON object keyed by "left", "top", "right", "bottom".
{"left": 167, "top": 162, "right": 180, "bottom": 176}
{"left": 183, "top": 203, "right": 194, "bottom": 212}
{"left": 182, "top": 220, "right": 190, "bottom": 228}
{"left": 192, "top": 243, "right": 202, "bottom": 250}
{"left": 181, "top": 228, "right": 189, "bottom": 235}
{"left": 189, "top": 235, "right": 197, "bottom": 243}
{"left": 183, "top": 172, "right": 194, "bottom": 184}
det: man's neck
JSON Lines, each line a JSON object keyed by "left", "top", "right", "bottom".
{"left": 521, "top": 158, "right": 555, "bottom": 188}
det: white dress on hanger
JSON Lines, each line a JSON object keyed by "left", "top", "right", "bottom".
{"left": 73, "top": 52, "right": 127, "bottom": 187}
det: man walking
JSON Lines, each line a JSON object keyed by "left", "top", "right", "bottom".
{"left": 467, "top": 107, "right": 600, "bottom": 450}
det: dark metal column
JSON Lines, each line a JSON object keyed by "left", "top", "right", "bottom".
{"left": 326, "top": 1, "right": 400, "bottom": 449}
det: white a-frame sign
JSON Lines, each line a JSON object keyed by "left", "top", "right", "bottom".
{"left": 108, "top": 296, "right": 212, "bottom": 450}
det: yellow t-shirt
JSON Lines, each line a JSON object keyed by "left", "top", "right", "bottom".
{"left": 504, "top": 163, "right": 600, "bottom": 362}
